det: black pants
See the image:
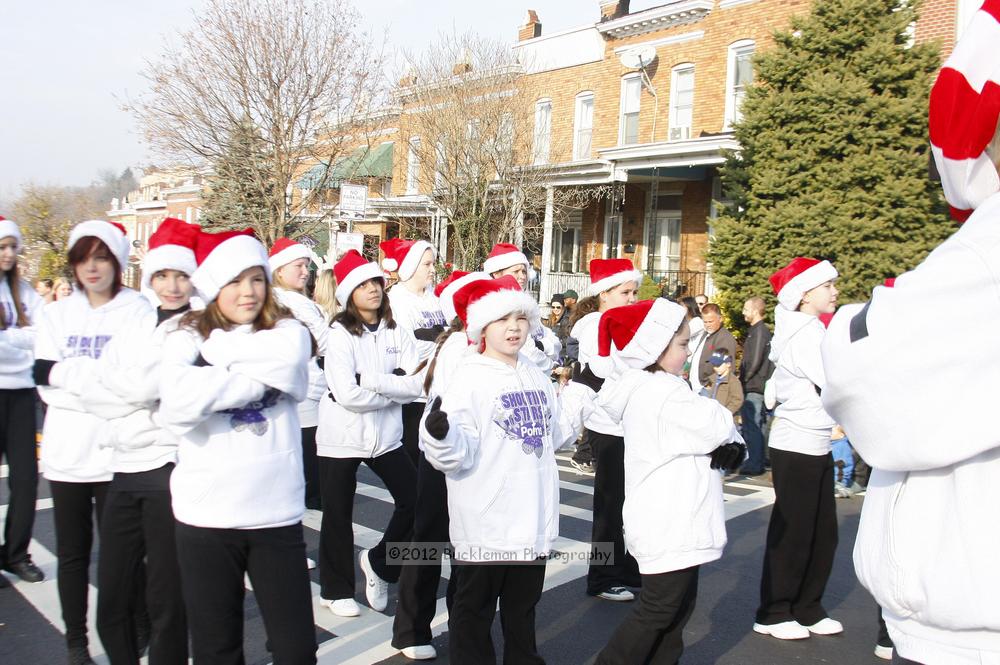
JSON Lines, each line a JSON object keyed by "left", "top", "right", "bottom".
{"left": 0, "top": 388, "right": 38, "bottom": 566}
{"left": 572, "top": 428, "right": 594, "bottom": 466}
{"left": 756, "top": 449, "right": 838, "bottom": 626}
{"left": 50, "top": 479, "right": 109, "bottom": 648}
{"left": 318, "top": 447, "right": 416, "bottom": 600}
{"left": 301, "top": 427, "right": 321, "bottom": 510}
{"left": 449, "top": 561, "right": 547, "bottom": 665}
{"left": 97, "top": 467, "right": 187, "bottom": 665}
{"left": 587, "top": 432, "right": 640, "bottom": 594}
{"left": 401, "top": 402, "right": 425, "bottom": 467}
{"left": 596, "top": 566, "right": 700, "bottom": 665}
{"left": 392, "top": 451, "right": 451, "bottom": 649}
{"left": 174, "top": 521, "right": 316, "bottom": 665}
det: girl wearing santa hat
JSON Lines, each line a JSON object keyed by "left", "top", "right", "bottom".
{"left": 32, "top": 219, "right": 154, "bottom": 665}
{"left": 0, "top": 217, "right": 45, "bottom": 591}
{"left": 753, "top": 257, "right": 842, "bottom": 641}
{"left": 381, "top": 237, "right": 446, "bottom": 465}
{"left": 158, "top": 228, "right": 316, "bottom": 664}
{"left": 419, "top": 275, "right": 580, "bottom": 664}
{"left": 565, "top": 258, "right": 644, "bottom": 602}
{"left": 68, "top": 217, "right": 198, "bottom": 664}
{"left": 269, "top": 237, "right": 326, "bottom": 510}
{"left": 592, "top": 298, "right": 744, "bottom": 664}
{"left": 315, "top": 250, "right": 421, "bottom": 619}
{"left": 390, "top": 269, "right": 487, "bottom": 660}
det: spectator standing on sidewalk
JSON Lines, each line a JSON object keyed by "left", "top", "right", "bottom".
{"left": 693, "top": 304, "right": 737, "bottom": 392}
{"left": 739, "top": 296, "right": 774, "bottom": 476}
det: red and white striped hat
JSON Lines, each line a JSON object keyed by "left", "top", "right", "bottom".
{"left": 0, "top": 216, "right": 23, "bottom": 252}
{"left": 192, "top": 229, "right": 269, "bottom": 302}
{"left": 594, "top": 298, "right": 688, "bottom": 377}
{"left": 268, "top": 237, "right": 313, "bottom": 273}
{"left": 142, "top": 218, "right": 200, "bottom": 288}
{"left": 380, "top": 238, "right": 435, "bottom": 281}
{"left": 334, "top": 250, "right": 384, "bottom": 307}
{"left": 453, "top": 275, "right": 540, "bottom": 344}
{"left": 929, "top": 0, "right": 1000, "bottom": 221}
{"left": 68, "top": 220, "right": 130, "bottom": 270}
{"left": 588, "top": 258, "right": 643, "bottom": 296}
{"left": 769, "top": 257, "right": 838, "bottom": 311}
{"left": 434, "top": 270, "right": 489, "bottom": 323}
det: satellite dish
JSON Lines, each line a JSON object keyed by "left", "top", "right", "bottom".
{"left": 618, "top": 44, "right": 657, "bottom": 70}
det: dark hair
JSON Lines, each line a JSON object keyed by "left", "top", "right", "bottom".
{"left": 1, "top": 264, "right": 30, "bottom": 329}
{"left": 67, "top": 237, "right": 123, "bottom": 297}
{"left": 701, "top": 303, "right": 722, "bottom": 317}
{"left": 38, "top": 278, "right": 53, "bottom": 289}
{"left": 680, "top": 296, "right": 700, "bottom": 320}
{"left": 419, "top": 317, "right": 465, "bottom": 394}
{"left": 570, "top": 295, "right": 599, "bottom": 326}
{"left": 333, "top": 277, "right": 395, "bottom": 336}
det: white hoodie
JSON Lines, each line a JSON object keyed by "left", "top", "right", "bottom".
{"left": 0, "top": 276, "right": 43, "bottom": 389}
{"left": 569, "top": 311, "right": 623, "bottom": 437}
{"left": 274, "top": 288, "right": 330, "bottom": 428}
{"left": 317, "top": 319, "right": 421, "bottom": 459}
{"left": 522, "top": 323, "right": 561, "bottom": 373}
{"left": 420, "top": 352, "right": 579, "bottom": 561}
{"left": 599, "top": 369, "right": 738, "bottom": 574}
{"left": 821, "top": 192, "right": 1000, "bottom": 663}
{"left": 388, "top": 284, "right": 447, "bottom": 362}
{"left": 767, "top": 306, "right": 835, "bottom": 455}
{"left": 36, "top": 289, "right": 153, "bottom": 483}
{"left": 159, "top": 318, "right": 310, "bottom": 530}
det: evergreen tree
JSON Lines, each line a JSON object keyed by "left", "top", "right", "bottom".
{"left": 708, "top": 0, "right": 953, "bottom": 324}
{"left": 200, "top": 119, "right": 278, "bottom": 243}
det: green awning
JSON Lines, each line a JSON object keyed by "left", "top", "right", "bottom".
{"left": 297, "top": 142, "right": 394, "bottom": 189}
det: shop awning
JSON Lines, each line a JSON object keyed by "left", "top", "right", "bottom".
{"left": 297, "top": 141, "right": 394, "bottom": 189}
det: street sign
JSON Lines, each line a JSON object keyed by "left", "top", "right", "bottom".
{"left": 334, "top": 231, "right": 365, "bottom": 258}
{"left": 339, "top": 183, "right": 368, "bottom": 215}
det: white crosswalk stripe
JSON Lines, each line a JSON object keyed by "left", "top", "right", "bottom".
{"left": 1, "top": 465, "right": 775, "bottom": 664}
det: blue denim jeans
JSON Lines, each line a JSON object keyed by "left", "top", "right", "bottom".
{"left": 740, "top": 392, "right": 767, "bottom": 473}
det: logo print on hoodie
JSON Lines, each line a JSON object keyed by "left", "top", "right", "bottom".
{"left": 421, "top": 310, "right": 446, "bottom": 328}
{"left": 222, "top": 388, "right": 281, "bottom": 436}
{"left": 64, "top": 335, "right": 113, "bottom": 359}
{"left": 493, "top": 389, "right": 551, "bottom": 457}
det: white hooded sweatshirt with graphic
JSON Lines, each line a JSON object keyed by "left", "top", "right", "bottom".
{"left": 0, "top": 276, "right": 43, "bottom": 389}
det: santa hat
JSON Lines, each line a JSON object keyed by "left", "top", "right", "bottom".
{"left": 334, "top": 250, "right": 384, "bottom": 307}
{"left": 142, "top": 218, "right": 200, "bottom": 288}
{"left": 0, "top": 216, "right": 23, "bottom": 252}
{"left": 594, "top": 298, "right": 688, "bottom": 377}
{"left": 68, "top": 220, "right": 130, "bottom": 270}
{"left": 453, "top": 275, "right": 541, "bottom": 344}
{"left": 435, "top": 270, "right": 489, "bottom": 323}
{"left": 929, "top": 0, "right": 1000, "bottom": 221}
{"left": 588, "top": 258, "right": 643, "bottom": 296}
{"left": 482, "top": 242, "right": 536, "bottom": 280}
{"left": 380, "top": 238, "right": 435, "bottom": 281}
{"left": 192, "top": 229, "right": 269, "bottom": 303}
{"left": 769, "top": 257, "right": 838, "bottom": 311}
{"left": 268, "top": 237, "right": 313, "bottom": 274}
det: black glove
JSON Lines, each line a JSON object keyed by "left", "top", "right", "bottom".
{"left": 391, "top": 367, "right": 407, "bottom": 376}
{"left": 193, "top": 353, "right": 211, "bottom": 367}
{"left": 571, "top": 362, "right": 605, "bottom": 392}
{"left": 355, "top": 373, "right": 361, "bottom": 385}
{"left": 534, "top": 338, "right": 545, "bottom": 352}
{"left": 709, "top": 442, "right": 746, "bottom": 472}
{"left": 424, "top": 396, "right": 450, "bottom": 440}
{"left": 327, "top": 391, "right": 337, "bottom": 403}
{"left": 316, "top": 356, "right": 325, "bottom": 370}
{"left": 414, "top": 325, "right": 445, "bottom": 342}
{"left": 32, "top": 359, "right": 56, "bottom": 386}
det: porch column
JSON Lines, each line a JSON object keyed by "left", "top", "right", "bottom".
{"left": 437, "top": 211, "right": 449, "bottom": 264}
{"left": 540, "top": 186, "right": 555, "bottom": 304}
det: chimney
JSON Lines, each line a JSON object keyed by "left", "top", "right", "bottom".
{"left": 518, "top": 10, "right": 542, "bottom": 41}
{"left": 600, "top": 0, "right": 630, "bottom": 21}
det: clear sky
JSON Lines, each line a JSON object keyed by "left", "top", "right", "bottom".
{"left": 0, "top": 0, "right": 665, "bottom": 202}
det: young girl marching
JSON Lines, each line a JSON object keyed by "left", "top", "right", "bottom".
{"left": 315, "top": 250, "right": 421, "bottom": 618}
{"left": 592, "top": 299, "right": 745, "bottom": 664}
{"left": 754, "top": 257, "right": 842, "bottom": 640}
{"left": 67, "top": 217, "right": 198, "bottom": 665}
{"left": 391, "top": 269, "right": 487, "bottom": 660}
{"left": 566, "top": 258, "right": 643, "bottom": 602}
{"left": 0, "top": 217, "right": 45, "bottom": 589}
{"left": 158, "top": 229, "right": 316, "bottom": 664}
{"left": 420, "top": 275, "right": 580, "bottom": 664}
{"left": 269, "top": 237, "right": 327, "bottom": 510}
{"left": 33, "top": 220, "right": 153, "bottom": 665}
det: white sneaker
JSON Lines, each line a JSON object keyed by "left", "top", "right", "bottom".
{"left": 359, "top": 549, "right": 389, "bottom": 612}
{"left": 874, "top": 644, "right": 894, "bottom": 660}
{"left": 596, "top": 586, "right": 635, "bottom": 602}
{"left": 753, "top": 621, "right": 810, "bottom": 640}
{"left": 320, "top": 597, "right": 360, "bottom": 617}
{"left": 805, "top": 617, "right": 844, "bottom": 635}
{"left": 306, "top": 557, "right": 317, "bottom": 570}
{"left": 400, "top": 644, "right": 437, "bottom": 660}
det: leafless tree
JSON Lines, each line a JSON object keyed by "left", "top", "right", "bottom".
{"left": 127, "top": 0, "right": 387, "bottom": 245}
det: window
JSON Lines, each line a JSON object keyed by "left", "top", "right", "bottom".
{"left": 649, "top": 213, "right": 681, "bottom": 272}
{"left": 533, "top": 100, "right": 551, "bottom": 165}
{"left": 669, "top": 65, "right": 695, "bottom": 141}
{"left": 551, "top": 211, "right": 583, "bottom": 273}
{"left": 497, "top": 113, "right": 514, "bottom": 174}
{"left": 573, "top": 93, "right": 594, "bottom": 160}
{"left": 725, "top": 40, "right": 755, "bottom": 128}
{"left": 619, "top": 75, "right": 642, "bottom": 145}
{"left": 604, "top": 213, "right": 623, "bottom": 258}
{"left": 406, "top": 137, "right": 420, "bottom": 194}
{"left": 434, "top": 141, "right": 447, "bottom": 190}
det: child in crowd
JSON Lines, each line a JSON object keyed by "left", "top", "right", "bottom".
{"left": 701, "top": 349, "right": 744, "bottom": 417}
{"left": 593, "top": 299, "right": 744, "bottom": 664}
{"left": 159, "top": 228, "right": 316, "bottom": 664}
{"left": 420, "top": 276, "right": 580, "bottom": 664}
{"left": 830, "top": 424, "right": 856, "bottom": 498}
